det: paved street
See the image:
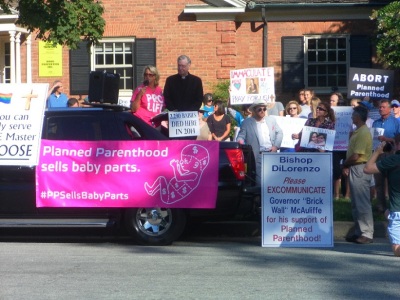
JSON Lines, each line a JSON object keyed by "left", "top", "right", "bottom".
{"left": 0, "top": 223, "right": 398, "bottom": 300}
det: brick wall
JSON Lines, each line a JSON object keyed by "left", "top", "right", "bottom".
{"left": 27, "top": 0, "right": 383, "bottom": 102}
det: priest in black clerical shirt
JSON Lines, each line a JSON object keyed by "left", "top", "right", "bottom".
{"left": 164, "top": 55, "right": 203, "bottom": 112}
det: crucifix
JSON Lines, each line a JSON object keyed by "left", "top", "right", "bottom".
{"left": 23, "top": 89, "right": 38, "bottom": 110}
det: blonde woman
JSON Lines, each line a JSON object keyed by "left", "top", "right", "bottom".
{"left": 130, "top": 65, "right": 165, "bottom": 126}
{"left": 285, "top": 100, "right": 302, "bottom": 118}
{"left": 308, "top": 96, "right": 321, "bottom": 119}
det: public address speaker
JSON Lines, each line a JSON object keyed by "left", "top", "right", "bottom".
{"left": 88, "top": 71, "right": 120, "bottom": 104}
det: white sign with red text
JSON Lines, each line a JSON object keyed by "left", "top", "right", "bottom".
{"left": 261, "top": 153, "right": 333, "bottom": 247}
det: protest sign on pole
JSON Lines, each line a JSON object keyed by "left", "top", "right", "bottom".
{"left": 229, "top": 67, "right": 275, "bottom": 105}
{"left": 261, "top": 153, "right": 333, "bottom": 247}
{"left": 347, "top": 67, "right": 394, "bottom": 101}
{"left": 0, "top": 83, "right": 48, "bottom": 166}
{"left": 168, "top": 111, "right": 200, "bottom": 138}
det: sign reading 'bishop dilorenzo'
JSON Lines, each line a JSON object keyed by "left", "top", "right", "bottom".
{"left": 262, "top": 153, "right": 333, "bottom": 248}
{"left": 347, "top": 67, "right": 394, "bottom": 101}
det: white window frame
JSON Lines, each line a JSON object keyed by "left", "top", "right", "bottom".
{"left": 0, "top": 39, "right": 10, "bottom": 83}
{"left": 304, "top": 35, "right": 349, "bottom": 95}
{"left": 91, "top": 37, "right": 135, "bottom": 98}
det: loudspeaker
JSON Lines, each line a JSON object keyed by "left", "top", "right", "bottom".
{"left": 88, "top": 71, "right": 120, "bottom": 104}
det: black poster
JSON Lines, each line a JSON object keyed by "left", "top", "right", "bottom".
{"left": 347, "top": 67, "right": 394, "bottom": 100}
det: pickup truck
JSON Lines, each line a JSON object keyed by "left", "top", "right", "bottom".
{"left": 0, "top": 106, "right": 257, "bottom": 245}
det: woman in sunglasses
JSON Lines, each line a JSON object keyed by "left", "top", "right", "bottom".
{"left": 130, "top": 65, "right": 165, "bottom": 126}
{"left": 207, "top": 100, "right": 231, "bottom": 141}
{"left": 280, "top": 101, "right": 303, "bottom": 153}
{"left": 285, "top": 101, "right": 302, "bottom": 118}
{"left": 201, "top": 93, "right": 214, "bottom": 120}
{"left": 292, "top": 101, "right": 335, "bottom": 152}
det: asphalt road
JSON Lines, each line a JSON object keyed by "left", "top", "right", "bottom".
{"left": 0, "top": 222, "right": 398, "bottom": 300}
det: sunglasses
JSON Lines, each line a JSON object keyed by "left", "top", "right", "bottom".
{"left": 144, "top": 73, "right": 155, "bottom": 77}
{"left": 392, "top": 105, "right": 399, "bottom": 108}
{"left": 316, "top": 107, "right": 327, "bottom": 112}
{"left": 207, "top": 99, "right": 213, "bottom": 102}
{"left": 257, "top": 107, "right": 267, "bottom": 112}
{"left": 289, "top": 107, "right": 297, "bottom": 110}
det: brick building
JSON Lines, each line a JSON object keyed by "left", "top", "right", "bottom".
{"left": 0, "top": 0, "right": 394, "bottom": 105}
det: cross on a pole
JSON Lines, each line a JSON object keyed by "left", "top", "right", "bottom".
{"left": 23, "top": 89, "right": 38, "bottom": 110}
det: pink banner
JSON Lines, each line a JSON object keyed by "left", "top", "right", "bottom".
{"left": 36, "top": 140, "right": 219, "bottom": 208}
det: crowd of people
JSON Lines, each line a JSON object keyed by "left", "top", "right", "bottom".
{"left": 44, "top": 57, "right": 400, "bottom": 255}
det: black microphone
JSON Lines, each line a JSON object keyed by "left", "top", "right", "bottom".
{"left": 143, "top": 79, "right": 149, "bottom": 86}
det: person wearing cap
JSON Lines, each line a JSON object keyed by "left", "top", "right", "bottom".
{"left": 372, "top": 99, "right": 400, "bottom": 212}
{"left": 236, "top": 99, "right": 283, "bottom": 185}
{"left": 391, "top": 100, "right": 400, "bottom": 120}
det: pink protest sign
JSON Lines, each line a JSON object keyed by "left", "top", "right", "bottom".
{"left": 36, "top": 140, "right": 219, "bottom": 208}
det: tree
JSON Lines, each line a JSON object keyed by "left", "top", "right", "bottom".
{"left": 0, "top": 0, "right": 105, "bottom": 49}
{"left": 371, "top": 1, "right": 400, "bottom": 68}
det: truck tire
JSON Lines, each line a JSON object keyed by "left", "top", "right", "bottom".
{"left": 124, "top": 208, "right": 187, "bottom": 245}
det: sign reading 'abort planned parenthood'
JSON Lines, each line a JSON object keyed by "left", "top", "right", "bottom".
{"left": 347, "top": 67, "right": 394, "bottom": 100}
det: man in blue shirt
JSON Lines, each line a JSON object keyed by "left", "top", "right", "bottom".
{"left": 47, "top": 80, "right": 68, "bottom": 108}
{"left": 372, "top": 99, "right": 400, "bottom": 213}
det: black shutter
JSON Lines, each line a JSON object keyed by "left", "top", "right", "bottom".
{"left": 134, "top": 39, "right": 156, "bottom": 89}
{"left": 350, "top": 35, "right": 371, "bottom": 68}
{"left": 69, "top": 41, "right": 91, "bottom": 95}
{"left": 282, "top": 36, "right": 304, "bottom": 92}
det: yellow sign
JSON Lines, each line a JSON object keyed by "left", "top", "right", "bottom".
{"left": 39, "top": 41, "right": 62, "bottom": 77}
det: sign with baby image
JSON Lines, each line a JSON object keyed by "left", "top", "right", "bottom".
{"left": 36, "top": 140, "right": 219, "bottom": 208}
{"left": 229, "top": 67, "right": 275, "bottom": 105}
{"left": 299, "top": 126, "right": 336, "bottom": 151}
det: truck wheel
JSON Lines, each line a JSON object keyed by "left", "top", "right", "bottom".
{"left": 124, "top": 208, "right": 187, "bottom": 246}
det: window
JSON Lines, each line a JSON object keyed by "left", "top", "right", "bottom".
{"left": 70, "top": 38, "right": 156, "bottom": 96}
{"left": 93, "top": 39, "right": 135, "bottom": 91}
{"left": 304, "top": 35, "right": 349, "bottom": 91}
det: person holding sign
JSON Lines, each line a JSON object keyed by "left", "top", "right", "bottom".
{"left": 130, "top": 65, "right": 165, "bottom": 126}
{"left": 207, "top": 100, "right": 231, "bottom": 141}
{"left": 343, "top": 106, "right": 373, "bottom": 244}
{"left": 164, "top": 55, "right": 203, "bottom": 112}
{"left": 364, "top": 135, "right": 400, "bottom": 256}
{"left": 292, "top": 101, "right": 335, "bottom": 152}
{"left": 236, "top": 99, "right": 283, "bottom": 185}
{"left": 281, "top": 101, "right": 303, "bottom": 153}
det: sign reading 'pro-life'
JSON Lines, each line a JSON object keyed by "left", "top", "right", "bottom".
{"left": 261, "top": 153, "right": 333, "bottom": 247}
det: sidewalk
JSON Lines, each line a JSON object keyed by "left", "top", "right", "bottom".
{"left": 192, "top": 220, "right": 388, "bottom": 240}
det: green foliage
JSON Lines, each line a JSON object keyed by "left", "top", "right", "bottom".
{"left": 0, "top": 0, "right": 105, "bottom": 49}
{"left": 212, "top": 80, "right": 230, "bottom": 102}
{"left": 371, "top": 1, "right": 400, "bottom": 68}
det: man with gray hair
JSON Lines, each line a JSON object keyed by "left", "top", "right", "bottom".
{"left": 164, "top": 55, "right": 203, "bottom": 112}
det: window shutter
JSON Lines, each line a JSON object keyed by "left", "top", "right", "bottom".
{"left": 350, "top": 35, "right": 371, "bottom": 68}
{"left": 69, "top": 41, "right": 91, "bottom": 95}
{"left": 134, "top": 39, "right": 156, "bottom": 89}
{"left": 282, "top": 37, "right": 304, "bottom": 92}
